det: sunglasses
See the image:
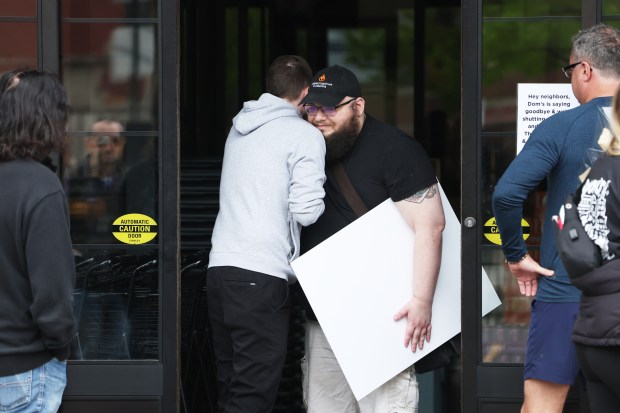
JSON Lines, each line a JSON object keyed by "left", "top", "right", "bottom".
{"left": 562, "top": 61, "right": 582, "bottom": 78}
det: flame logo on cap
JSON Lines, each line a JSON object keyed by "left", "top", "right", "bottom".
{"left": 319, "top": 74, "right": 326, "bottom": 81}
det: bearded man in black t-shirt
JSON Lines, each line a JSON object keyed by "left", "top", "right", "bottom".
{"left": 298, "top": 65, "right": 445, "bottom": 412}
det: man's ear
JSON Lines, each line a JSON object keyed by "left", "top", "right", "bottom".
{"left": 353, "top": 97, "right": 365, "bottom": 115}
{"left": 581, "top": 61, "right": 594, "bottom": 81}
{"left": 296, "top": 86, "right": 309, "bottom": 105}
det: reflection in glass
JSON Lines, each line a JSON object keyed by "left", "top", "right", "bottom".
{"left": 481, "top": 135, "right": 543, "bottom": 364}
{"left": 224, "top": 8, "right": 239, "bottom": 132}
{"left": 328, "top": 28, "right": 386, "bottom": 121}
{"left": 73, "top": 120, "right": 126, "bottom": 191}
{"left": 0, "top": 0, "right": 36, "bottom": 16}
{"left": 396, "top": 9, "right": 414, "bottom": 136}
{"left": 424, "top": 7, "right": 462, "bottom": 211}
{"left": 483, "top": 1, "right": 580, "bottom": 18}
{"left": 61, "top": 23, "right": 158, "bottom": 131}
{"left": 63, "top": 131, "right": 158, "bottom": 244}
{"left": 71, "top": 249, "right": 158, "bottom": 360}
{"left": 482, "top": 20, "right": 579, "bottom": 132}
{"left": 482, "top": 248, "right": 532, "bottom": 364}
{"left": 482, "top": 134, "right": 545, "bottom": 248}
{"left": 0, "top": 22, "right": 37, "bottom": 73}
{"left": 61, "top": 0, "right": 157, "bottom": 19}
{"left": 603, "top": 1, "right": 620, "bottom": 17}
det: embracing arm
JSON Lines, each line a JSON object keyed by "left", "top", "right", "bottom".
{"left": 393, "top": 184, "right": 445, "bottom": 352}
{"left": 289, "top": 132, "right": 326, "bottom": 226}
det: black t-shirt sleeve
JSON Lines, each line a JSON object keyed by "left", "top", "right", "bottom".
{"left": 383, "top": 135, "right": 437, "bottom": 202}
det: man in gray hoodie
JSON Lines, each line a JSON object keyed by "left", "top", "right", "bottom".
{"left": 207, "top": 55, "right": 326, "bottom": 413}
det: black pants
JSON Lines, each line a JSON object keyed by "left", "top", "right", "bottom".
{"left": 575, "top": 343, "right": 620, "bottom": 413}
{"left": 206, "top": 266, "right": 290, "bottom": 413}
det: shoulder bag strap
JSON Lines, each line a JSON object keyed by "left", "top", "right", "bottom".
{"left": 329, "top": 162, "right": 369, "bottom": 217}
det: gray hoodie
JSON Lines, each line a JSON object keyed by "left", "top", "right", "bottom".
{"left": 208, "top": 93, "right": 326, "bottom": 282}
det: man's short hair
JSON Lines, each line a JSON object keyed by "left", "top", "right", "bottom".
{"left": 265, "top": 55, "right": 313, "bottom": 101}
{"left": 572, "top": 23, "right": 620, "bottom": 79}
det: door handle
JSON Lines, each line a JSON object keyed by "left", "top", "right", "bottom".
{"left": 464, "top": 217, "right": 476, "bottom": 228}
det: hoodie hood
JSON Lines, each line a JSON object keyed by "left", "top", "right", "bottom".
{"left": 232, "top": 93, "right": 301, "bottom": 135}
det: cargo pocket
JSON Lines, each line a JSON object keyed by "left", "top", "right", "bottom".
{"left": 0, "top": 370, "right": 32, "bottom": 411}
{"left": 387, "top": 368, "right": 418, "bottom": 412}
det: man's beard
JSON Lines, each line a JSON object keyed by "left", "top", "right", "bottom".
{"left": 325, "top": 116, "right": 360, "bottom": 164}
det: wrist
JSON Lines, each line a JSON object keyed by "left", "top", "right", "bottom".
{"left": 505, "top": 252, "right": 529, "bottom": 265}
{"left": 412, "top": 294, "right": 432, "bottom": 305}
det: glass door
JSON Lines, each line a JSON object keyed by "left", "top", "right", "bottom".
{"left": 179, "top": 0, "right": 461, "bottom": 411}
{"left": 0, "top": 0, "right": 178, "bottom": 411}
{"left": 462, "top": 0, "right": 620, "bottom": 411}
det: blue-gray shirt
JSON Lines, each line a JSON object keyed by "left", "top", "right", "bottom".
{"left": 492, "top": 96, "right": 612, "bottom": 302}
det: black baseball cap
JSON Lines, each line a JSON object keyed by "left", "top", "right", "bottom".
{"left": 300, "top": 65, "right": 362, "bottom": 107}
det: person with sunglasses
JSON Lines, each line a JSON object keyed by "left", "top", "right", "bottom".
{"left": 493, "top": 24, "right": 620, "bottom": 413}
{"left": 297, "top": 65, "right": 445, "bottom": 412}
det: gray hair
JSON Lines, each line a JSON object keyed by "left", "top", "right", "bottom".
{"left": 572, "top": 23, "right": 620, "bottom": 79}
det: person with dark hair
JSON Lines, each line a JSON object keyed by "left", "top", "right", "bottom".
{"left": 0, "top": 69, "right": 18, "bottom": 93}
{"left": 206, "top": 55, "right": 326, "bottom": 412}
{"left": 493, "top": 23, "right": 620, "bottom": 412}
{"left": 0, "top": 70, "right": 75, "bottom": 412}
{"left": 298, "top": 65, "right": 445, "bottom": 412}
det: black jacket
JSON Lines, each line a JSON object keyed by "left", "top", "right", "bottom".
{"left": 571, "top": 154, "right": 620, "bottom": 347}
{"left": 571, "top": 258, "right": 620, "bottom": 346}
{"left": 0, "top": 159, "right": 76, "bottom": 375}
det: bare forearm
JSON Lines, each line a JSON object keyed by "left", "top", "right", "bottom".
{"left": 412, "top": 229, "right": 442, "bottom": 304}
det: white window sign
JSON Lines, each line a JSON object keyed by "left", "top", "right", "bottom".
{"left": 516, "top": 83, "right": 579, "bottom": 155}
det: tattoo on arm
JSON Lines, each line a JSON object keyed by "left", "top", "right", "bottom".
{"left": 405, "top": 184, "right": 438, "bottom": 204}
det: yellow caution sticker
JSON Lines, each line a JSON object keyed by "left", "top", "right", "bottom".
{"left": 112, "top": 213, "right": 158, "bottom": 244}
{"left": 483, "top": 217, "right": 530, "bottom": 245}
